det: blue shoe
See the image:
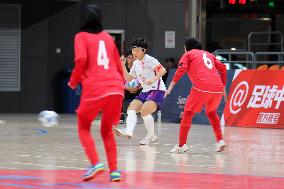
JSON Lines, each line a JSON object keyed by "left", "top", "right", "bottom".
{"left": 82, "top": 162, "right": 105, "bottom": 181}
{"left": 110, "top": 171, "right": 121, "bottom": 182}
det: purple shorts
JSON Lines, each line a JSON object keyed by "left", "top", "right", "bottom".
{"left": 135, "top": 90, "right": 165, "bottom": 109}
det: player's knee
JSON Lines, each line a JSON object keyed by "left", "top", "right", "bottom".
{"left": 78, "top": 116, "right": 92, "bottom": 131}
{"left": 184, "top": 111, "right": 194, "bottom": 118}
{"left": 100, "top": 124, "right": 112, "bottom": 136}
{"left": 140, "top": 111, "right": 150, "bottom": 117}
{"left": 206, "top": 111, "right": 217, "bottom": 117}
{"left": 180, "top": 111, "right": 194, "bottom": 127}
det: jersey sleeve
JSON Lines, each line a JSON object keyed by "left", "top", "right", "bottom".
{"left": 172, "top": 53, "right": 189, "bottom": 83}
{"left": 149, "top": 57, "right": 163, "bottom": 73}
{"left": 69, "top": 34, "right": 88, "bottom": 88}
{"left": 214, "top": 56, "right": 227, "bottom": 86}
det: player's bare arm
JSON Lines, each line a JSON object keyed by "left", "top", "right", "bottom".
{"left": 165, "top": 81, "right": 176, "bottom": 97}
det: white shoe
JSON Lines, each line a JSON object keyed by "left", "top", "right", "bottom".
{"left": 215, "top": 140, "right": 226, "bottom": 152}
{"left": 139, "top": 135, "right": 157, "bottom": 145}
{"left": 113, "top": 128, "right": 133, "bottom": 139}
{"left": 170, "top": 144, "right": 189, "bottom": 153}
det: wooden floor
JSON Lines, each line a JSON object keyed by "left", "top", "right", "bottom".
{"left": 0, "top": 114, "right": 283, "bottom": 189}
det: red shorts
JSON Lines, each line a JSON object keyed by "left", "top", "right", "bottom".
{"left": 76, "top": 95, "right": 123, "bottom": 124}
{"left": 184, "top": 88, "right": 222, "bottom": 113}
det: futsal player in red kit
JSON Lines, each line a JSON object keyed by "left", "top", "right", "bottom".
{"left": 68, "top": 4, "right": 124, "bottom": 181}
{"left": 165, "top": 38, "right": 227, "bottom": 153}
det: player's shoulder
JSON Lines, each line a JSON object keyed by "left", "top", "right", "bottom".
{"left": 101, "top": 30, "right": 113, "bottom": 38}
{"left": 203, "top": 50, "right": 217, "bottom": 59}
{"left": 179, "top": 52, "right": 189, "bottom": 62}
{"left": 144, "top": 54, "right": 159, "bottom": 64}
{"left": 144, "top": 54, "right": 157, "bottom": 60}
{"left": 132, "top": 59, "right": 140, "bottom": 68}
{"left": 75, "top": 31, "right": 85, "bottom": 39}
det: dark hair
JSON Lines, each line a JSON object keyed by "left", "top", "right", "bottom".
{"left": 184, "top": 37, "right": 202, "bottom": 51}
{"left": 80, "top": 4, "right": 103, "bottom": 34}
{"left": 131, "top": 38, "right": 149, "bottom": 50}
{"left": 125, "top": 50, "right": 132, "bottom": 57}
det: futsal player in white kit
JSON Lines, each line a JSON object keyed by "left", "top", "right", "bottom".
{"left": 114, "top": 38, "right": 167, "bottom": 145}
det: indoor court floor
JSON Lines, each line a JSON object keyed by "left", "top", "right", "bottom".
{"left": 0, "top": 114, "right": 283, "bottom": 189}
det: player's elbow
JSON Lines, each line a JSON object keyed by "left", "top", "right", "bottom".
{"left": 75, "top": 55, "right": 87, "bottom": 63}
{"left": 160, "top": 68, "right": 167, "bottom": 76}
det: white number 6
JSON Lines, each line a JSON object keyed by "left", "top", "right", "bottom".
{"left": 203, "top": 53, "right": 213, "bottom": 69}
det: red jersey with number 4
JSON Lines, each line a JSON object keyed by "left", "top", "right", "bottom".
{"left": 69, "top": 31, "right": 124, "bottom": 102}
{"left": 173, "top": 49, "right": 227, "bottom": 93}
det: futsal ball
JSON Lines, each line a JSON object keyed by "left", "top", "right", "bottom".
{"left": 38, "top": 110, "right": 59, "bottom": 127}
{"left": 126, "top": 79, "right": 139, "bottom": 88}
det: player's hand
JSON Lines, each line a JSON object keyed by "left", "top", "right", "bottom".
{"left": 164, "top": 89, "right": 171, "bottom": 98}
{"left": 120, "top": 55, "right": 126, "bottom": 64}
{"left": 146, "top": 78, "right": 155, "bottom": 85}
{"left": 67, "top": 82, "right": 76, "bottom": 90}
{"left": 164, "top": 82, "right": 175, "bottom": 98}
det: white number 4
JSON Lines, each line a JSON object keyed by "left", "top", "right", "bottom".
{"left": 97, "top": 40, "right": 109, "bottom": 69}
{"left": 203, "top": 53, "right": 213, "bottom": 69}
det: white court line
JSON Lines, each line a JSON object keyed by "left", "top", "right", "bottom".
{"left": 18, "top": 155, "right": 31, "bottom": 157}
{"left": 11, "top": 162, "right": 85, "bottom": 170}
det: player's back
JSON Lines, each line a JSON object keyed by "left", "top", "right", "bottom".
{"left": 75, "top": 31, "right": 124, "bottom": 100}
{"left": 185, "top": 49, "right": 224, "bottom": 92}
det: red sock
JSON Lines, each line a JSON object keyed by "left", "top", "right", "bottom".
{"left": 206, "top": 111, "right": 223, "bottom": 142}
{"left": 179, "top": 111, "right": 195, "bottom": 147}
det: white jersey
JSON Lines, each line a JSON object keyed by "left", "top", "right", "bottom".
{"left": 129, "top": 54, "right": 166, "bottom": 92}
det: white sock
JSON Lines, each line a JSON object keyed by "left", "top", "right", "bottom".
{"left": 142, "top": 114, "right": 155, "bottom": 137}
{"left": 126, "top": 110, "right": 137, "bottom": 135}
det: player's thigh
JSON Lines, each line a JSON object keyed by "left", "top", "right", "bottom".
{"left": 101, "top": 95, "right": 123, "bottom": 125}
{"left": 127, "top": 99, "right": 143, "bottom": 112}
{"left": 140, "top": 100, "right": 158, "bottom": 117}
{"left": 205, "top": 93, "right": 222, "bottom": 113}
{"left": 184, "top": 89, "right": 205, "bottom": 113}
{"left": 77, "top": 99, "right": 103, "bottom": 121}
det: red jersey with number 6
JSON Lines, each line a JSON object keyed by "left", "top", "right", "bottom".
{"left": 69, "top": 31, "right": 124, "bottom": 102}
{"left": 172, "top": 49, "right": 227, "bottom": 93}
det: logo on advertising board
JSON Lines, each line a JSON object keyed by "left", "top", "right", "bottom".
{"left": 224, "top": 70, "right": 284, "bottom": 128}
{"left": 177, "top": 96, "right": 187, "bottom": 119}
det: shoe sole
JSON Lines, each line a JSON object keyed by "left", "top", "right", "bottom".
{"left": 170, "top": 149, "right": 189, "bottom": 154}
{"left": 83, "top": 168, "right": 105, "bottom": 181}
{"left": 113, "top": 128, "right": 132, "bottom": 139}
{"left": 216, "top": 145, "right": 226, "bottom": 152}
{"left": 139, "top": 137, "right": 157, "bottom": 145}
{"left": 111, "top": 178, "right": 121, "bottom": 182}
